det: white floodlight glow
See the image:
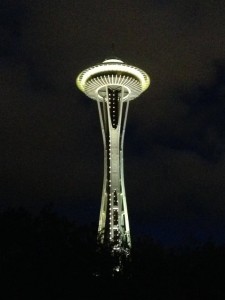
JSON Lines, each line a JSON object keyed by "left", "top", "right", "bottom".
{"left": 76, "top": 57, "right": 150, "bottom": 253}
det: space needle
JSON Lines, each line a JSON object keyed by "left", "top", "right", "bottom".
{"left": 76, "top": 57, "right": 150, "bottom": 252}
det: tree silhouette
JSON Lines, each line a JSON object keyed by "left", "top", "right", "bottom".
{"left": 1, "top": 205, "right": 225, "bottom": 299}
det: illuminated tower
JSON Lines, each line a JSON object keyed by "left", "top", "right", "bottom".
{"left": 76, "top": 58, "right": 150, "bottom": 252}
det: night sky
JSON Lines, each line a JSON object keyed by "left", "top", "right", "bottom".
{"left": 1, "top": 0, "right": 225, "bottom": 247}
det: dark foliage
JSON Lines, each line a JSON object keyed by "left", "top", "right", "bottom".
{"left": 0, "top": 207, "right": 225, "bottom": 299}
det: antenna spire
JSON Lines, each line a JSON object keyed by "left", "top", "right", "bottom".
{"left": 111, "top": 42, "right": 116, "bottom": 57}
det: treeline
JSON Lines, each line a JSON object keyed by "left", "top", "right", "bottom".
{"left": 0, "top": 207, "right": 225, "bottom": 299}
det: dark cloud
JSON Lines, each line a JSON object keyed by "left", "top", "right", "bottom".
{"left": 0, "top": 0, "right": 225, "bottom": 245}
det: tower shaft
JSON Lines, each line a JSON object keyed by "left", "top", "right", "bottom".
{"left": 97, "top": 86, "right": 131, "bottom": 249}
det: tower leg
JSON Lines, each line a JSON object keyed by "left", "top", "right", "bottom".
{"left": 97, "top": 87, "right": 131, "bottom": 252}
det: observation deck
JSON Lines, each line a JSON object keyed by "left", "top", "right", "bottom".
{"left": 76, "top": 58, "right": 150, "bottom": 101}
